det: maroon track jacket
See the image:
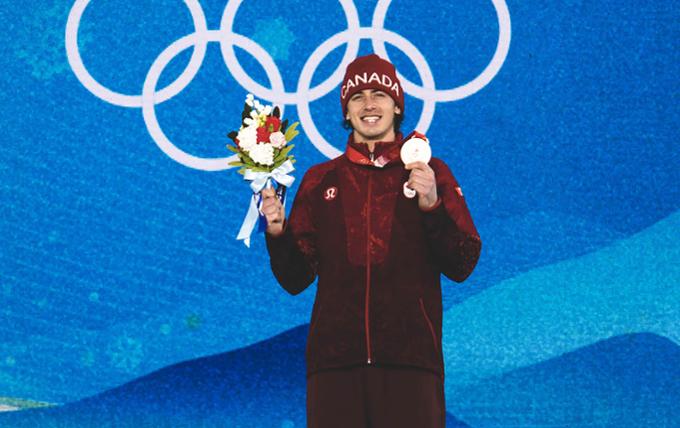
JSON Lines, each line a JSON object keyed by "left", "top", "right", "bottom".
{"left": 265, "top": 132, "right": 482, "bottom": 380}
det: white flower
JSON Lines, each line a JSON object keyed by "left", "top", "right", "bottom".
{"left": 269, "top": 131, "right": 287, "bottom": 149}
{"left": 263, "top": 105, "right": 272, "bottom": 116}
{"left": 248, "top": 142, "right": 274, "bottom": 166}
{"left": 245, "top": 93, "right": 254, "bottom": 107}
{"left": 236, "top": 125, "right": 257, "bottom": 151}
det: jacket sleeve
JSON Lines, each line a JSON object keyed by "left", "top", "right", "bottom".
{"left": 264, "top": 171, "right": 319, "bottom": 295}
{"left": 420, "top": 158, "right": 482, "bottom": 282}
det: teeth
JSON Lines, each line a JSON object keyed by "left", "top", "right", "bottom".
{"left": 362, "top": 116, "right": 380, "bottom": 123}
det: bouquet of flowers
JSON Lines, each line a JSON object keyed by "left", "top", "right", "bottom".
{"left": 227, "top": 94, "right": 299, "bottom": 247}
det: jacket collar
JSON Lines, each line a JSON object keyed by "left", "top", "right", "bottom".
{"left": 345, "top": 132, "right": 404, "bottom": 168}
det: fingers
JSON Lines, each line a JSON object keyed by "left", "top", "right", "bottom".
{"left": 261, "top": 188, "right": 276, "bottom": 199}
{"left": 407, "top": 165, "right": 434, "bottom": 185}
{"left": 407, "top": 175, "right": 431, "bottom": 188}
{"left": 407, "top": 162, "right": 436, "bottom": 196}
{"left": 405, "top": 162, "right": 435, "bottom": 184}
{"left": 407, "top": 180, "right": 431, "bottom": 195}
{"left": 260, "top": 188, "right": 281, "bottom": 207}
{"left": 261, "top": 205, "right": 283, "bottom": 224}
{"left": 260, "top": 200, "right": 280, "bottom": 215}
{"left": 261, "top": 195, "right": 282, "bottom": 210}
{"left": 404, "top": 161, "right": 429, "bottom": 171}
{"left": 261, "top": 198, "right": 282, "bottom": 214}
{"left": 408, "top": 168, "right": 433, "bottom": 181}
{"left": 260, "top": 190, "right": 284, "bottom": 225}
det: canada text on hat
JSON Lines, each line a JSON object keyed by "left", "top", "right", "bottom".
{"left": 339, "top": 54, "right": 404, "bottom": 115}
{"left": 341, "top": 72, "right": 401, "bottom": 100}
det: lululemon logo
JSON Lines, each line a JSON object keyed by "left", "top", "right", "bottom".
{"left": 324, "top": 187, "right": 338, "bottom": 201}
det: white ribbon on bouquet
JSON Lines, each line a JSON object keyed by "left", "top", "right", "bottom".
{"left": 236, "top": 160, "right": 295, "bottom": 247}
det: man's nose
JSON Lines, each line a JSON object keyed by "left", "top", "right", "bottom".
{"left": 363, "top": 97, "right": 377, "bottom": 110}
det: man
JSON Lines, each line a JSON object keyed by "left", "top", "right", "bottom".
{"left": 261, "top": 54, "right": 482, "bottom": 428}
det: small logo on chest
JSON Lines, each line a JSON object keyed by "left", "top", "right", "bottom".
{"left": 323, "top": 186, "right": 338, "bottom": 201}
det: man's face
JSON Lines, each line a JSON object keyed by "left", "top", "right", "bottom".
{"left": 346, "top": 89, "right": 401, "bottom": 143}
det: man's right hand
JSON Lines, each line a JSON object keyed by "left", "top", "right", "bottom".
{"left": 261, "top": 187, "right": 285, "bottom": 237}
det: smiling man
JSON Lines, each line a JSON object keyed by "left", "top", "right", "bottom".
{"left": 346, "top": 87, "right": 399, "bottom": 146}
{"left": 261, "top": 54, "right": 482, "bottom": 428}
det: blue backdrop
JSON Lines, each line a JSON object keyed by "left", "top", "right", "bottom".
{"left": 1, "top": 1, "right": 678, "bottom": 427}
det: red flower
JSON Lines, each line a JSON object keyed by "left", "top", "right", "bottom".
{"left": 265, "top": 116, "right": 281, "bottom": 133}
{"left": 256, "top": 126, "right": 271, "bottom": 144}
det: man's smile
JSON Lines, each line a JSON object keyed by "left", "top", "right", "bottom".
{"left": 360, "top": 115, "right": 381, "bottom": 124}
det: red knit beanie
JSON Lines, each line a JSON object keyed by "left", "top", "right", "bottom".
{"left": 340, "top": 54, "right": 404, "bottom": 116}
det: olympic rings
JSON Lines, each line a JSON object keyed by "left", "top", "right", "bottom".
{"left": 371, "top": 0, "right": 511, "bottom": 102}
{"left": 66, "top": 0, "right": 209, "bottom": 107}
{"left": 142, "top": 30, "right": 285, "bottom": 171}
{"left": 297, "top": 27, "right": 437, "bottom": 159}
{"left": 66, "top": 0, "right": 511, "bottom": 170}
{"left": 218, "top": 0, "right": 362, "bottom": 105}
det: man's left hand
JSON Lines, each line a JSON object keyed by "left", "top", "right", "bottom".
{"left": 404, "top": 161, "right": 438, "bottom": 210}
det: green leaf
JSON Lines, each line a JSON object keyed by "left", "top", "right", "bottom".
{"left": 279, "top": 144, "right": 295, "bottom": 158}
{"left": 284, "top": 121, "right": 300, "bottom": 142}
{"left": 239, "top": 150, "right": 257, "bottom": 166}
{"left": 226, "top": 144, "right": 240, "bottom": 154}
{"left": 247, "top": 165, "right": 272, "bottom": 173}
{"left": 272, "top": 144, "right": 294, "bottom": 164}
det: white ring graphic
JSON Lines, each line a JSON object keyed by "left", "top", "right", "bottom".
{"left": 372, "top": 0, "right": 511, "bottom": 101}
{"left": 297, "top": 27, "right": 436, "bottom": 159}
{"left": 218, "top": 0, "right": 361, "bottom": 105}
{"left": 142, "top": 30, "right": 285, "bottom": 171}
{"left": 66, "top": 0, "right": 512, "bottom": 170}
{"left": 65, "top": 0, "right": 209, "bottom": 107}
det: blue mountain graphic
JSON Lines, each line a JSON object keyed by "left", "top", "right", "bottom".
{"left": 448, "top": 332, "right": 680, "bottom": 428}
{"left": 442, "top": 209, "right": 680, "bottom": 385}
{"left": 0, "top": 325, "right": 469, "bottom": 427}
{"left": 443, "top": 209, "right": 627, "bottom": 307}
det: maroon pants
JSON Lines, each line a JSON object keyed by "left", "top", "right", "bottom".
{"left": 306, "top": 364, "right": 446, "bottom": 428}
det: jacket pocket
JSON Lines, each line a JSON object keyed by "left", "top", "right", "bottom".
{"left": 419, "top": 297, "right": 439, "bottom": 354}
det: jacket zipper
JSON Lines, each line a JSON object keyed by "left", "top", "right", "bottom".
{"left": 419, "top": 297, "right": 439, "bottom": 354}
{"left": 365, "top": 170, "right": 373, "bottom": 364}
